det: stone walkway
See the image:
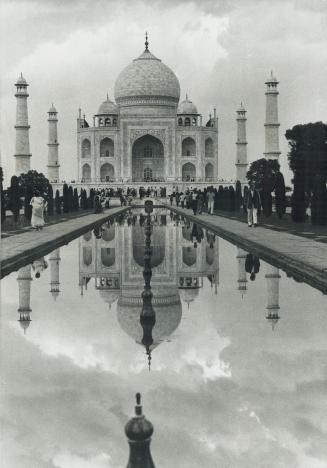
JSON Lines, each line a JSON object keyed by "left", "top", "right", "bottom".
{"left": 0, "top": 207, "right": 129, "bottom": 279}
{"left": 168, "top": 206, "right": 327, "bottom": 294}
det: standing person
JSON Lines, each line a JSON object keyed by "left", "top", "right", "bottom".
{"left": 245, "top": 182, "right": 261, "bottom": 227}
{"left": 191, "top": 190, "right": 198, "bottom": 215}
{"left": 180, "top": 192, "right": 185, "bottom": 209}
{"left": 207, "top": 189, "right": 215, "bottom": 215}
{"left": 245, "top": 253, "right": 260, "bottom": 281}
{"left": 30, "top": 190, "right": 47, "bottom": 231}
{"left": 197, "top": 191, "right": 204, "bottom": 214}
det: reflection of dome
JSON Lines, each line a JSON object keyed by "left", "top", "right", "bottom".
{"left": 177, "top": 95, "right": 198, "bottom": 115}
{"left": 96, "top": 95, "right": 118, "bottom": 115}
{"left": 179, "top": 288, "right": 199, "bottom": 304}
{"left": 99, "top": 289, "right": 120, "bottom": 305}
{"left": 117, "top": 293, "right": 182, "bottom": 348}
{"left": 114, "top": 47, "right": 180, "bottom": 106}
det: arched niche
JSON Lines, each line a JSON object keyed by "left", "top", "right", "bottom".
{"left": 81, "top": 139, "right": 91, "bottom": 158}
{"left": 182, "top": 246, "right": 197, "bottom": 267}
{"left": 182, "top": 162, "right": 196, "bottom": 181}
{"left": 100, "top": 137, "right": 114, "bottom": 157}
{"left": 100, "top": 163, "right": 115, "bottom": 182}
{"left": 205, "top": 138, "right": 213, "bottom": 157}
{"left": 83, "top": 246, "right": 92, "bottom": 266}
{"left": 101, "top": 248, "right": 115, "bottom": 267}
{"left": 82, "top": 163, "right": 91, "bottom": 182}
{"left": 205, "top": 163, "right": 214, "bottom": 181}
{"left": 182, "top": 137, "right": 196, "bottom": 157}
{"left": 132, "top": 226, "right": 165, "bottom": 268}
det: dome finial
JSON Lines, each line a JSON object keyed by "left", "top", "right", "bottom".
{"left": 186, "top": 93, "right": 188, "bottom": 100}
{"left": 106, "top": 92, "right": 109, "bottom": 100}
{"left": 145, "top": 31, "right": 149, "bottom": 51}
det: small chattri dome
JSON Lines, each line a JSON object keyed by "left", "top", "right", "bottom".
{"left": 266, "top": 71, "right": 278, "bottom": 83}
{"left": 96, "top": 95, "right": 118, "bottom": 115}
{"left": 237, "top": 102, "right": 246, "bottom": 113}
{"left": 15, "top": 73, "right": 28, "bottom": 86}
{"left": 48, "top": 103, "right": 57, "bottom": 113}
{"left": 18, "top": 318, "right": 31, "bottom": 334}
{"left": 177, "top": 94, "right": 198, "bottom": 115}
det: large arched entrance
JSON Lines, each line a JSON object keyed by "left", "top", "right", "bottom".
{"left": 132, "top": 135, "right": 164, "bottom": 182}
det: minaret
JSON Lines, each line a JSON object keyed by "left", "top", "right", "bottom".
{"left": 235, "top": 103, "right": 248, "bottom": 183}
{"left": 265, "top": 265, "right": 281, "bottom": 330}
{"left": 264, "top": 71, "right": 281, "bottom": 161}
{"left": 47, "top": 104, "right": 60, "bottom": 182}
{"left": 236, "top": 247, "right": 247, "bottom": 296}
{"left": 14, "top": 73, "right": 31, "bottom": 175}
{"left": 17, "top": 265, "right": 32, "bottom": 333}
{"left": 125, "top": 393, "right": 156, "bottom": 468}
{"left": 49, "top": 248, "right": 61, "bottom": 300}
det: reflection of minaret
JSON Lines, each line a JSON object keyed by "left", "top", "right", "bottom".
{"left": 265, "top": 265, "right": 281, "bottom": 330}
{"left": 264, "top": 71, "right": 281, "bottom": 161}
{"left": 49, "top": 249, "right": 61, "bottom": 300}
{"left": 14, "top": 73, "right": 31, "bottom": 175}
{"left": 235, "top": 103, "right": 248, "bottom": 183}
{"left": 47, "top": 104, "right": 60, "bottom": 182}
{"left": 236, "top": 247, "right": 247, "bottom": 296}
{"left": 140, "top": 209, "right": 156, "bottom": 370}
{"left": 17, "top": 265, "right": 32, "bottom": 333}
{"left": 125, "top": 393, "right": 156, "bottom": 468}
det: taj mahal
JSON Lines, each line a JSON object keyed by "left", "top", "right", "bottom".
{"left": 13, "top": 33, "right": 281, "bottom": 189}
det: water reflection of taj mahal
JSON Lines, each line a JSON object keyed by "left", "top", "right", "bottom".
{"left": 79, "top": 210, "right": 219, "bottom": 352}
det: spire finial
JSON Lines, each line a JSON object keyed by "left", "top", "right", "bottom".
{"left": 21, "top": 72, "right": 23, "bottom": 78}
{"left": 186, "top": 93, "right": 188, "bottom": 101}
{"left": 135, "top": 392, "right": 143, "bottom": 416}
{"left": 145, "top": 31, "right": 149, "bottom": 51}
{"left": 106, "top": 92, "right": 109, "bottom": 100}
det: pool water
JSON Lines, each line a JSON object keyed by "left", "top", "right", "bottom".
{"left": 1, "top": 210, "right": 326, "bottom": 468}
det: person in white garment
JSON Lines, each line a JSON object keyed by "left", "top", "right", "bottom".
{"left": 30, "top": 190, "right": 47, "bottom": 231}
{"left": 245, "top": 182, "right": 261, "bottom": 227}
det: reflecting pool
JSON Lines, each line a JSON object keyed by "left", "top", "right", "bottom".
{"left": 1, "top": 209, "right": 327, "bottom": 468}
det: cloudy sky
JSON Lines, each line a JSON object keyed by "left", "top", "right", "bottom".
{"left": 1, "top": 0, "right": 327, "bottom": 185}
{"left": 1, "top": 229, "right": 327, "bottom": 467}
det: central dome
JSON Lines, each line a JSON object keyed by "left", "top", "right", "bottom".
{"left": 114, "top": 47, "right": 180, "bottom": 107}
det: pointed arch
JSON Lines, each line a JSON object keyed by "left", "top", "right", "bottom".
{"left": 100, "top": 137, "right": 114, "bottom": 157}
{"left": 82, "top": 163, "right": 91, "bottom": 182}
{"left": 182, "top": 137, "right": 196, "bottom": 157}
{"left": 81, "top": 139, "right": 91, "bottom": 158}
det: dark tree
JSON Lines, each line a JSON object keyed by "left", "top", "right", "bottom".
{"left": 235, "top": 180, "right": 242, "bottom": 211}
{"left": 24, "top": 185, "right": 33, "bottom": 220}
{"left": 9, "top": 175, "right": 20, "bottom": 222}
{"left": 63, "top": 183, "right": 69, "bottom": 213}
{"left": 243, "top": 186, "right": 248, "bottom": 214}
{"left": 222, "top": 187, "right": 229, "bottom": 210}
{"left": 47, "top": 184, "right": 54, "bottom": 216}
{"left": 291, "top": 172, "right": 306, "bottom": 222}
{"left": 311, "top": 174, "right": 327, "bottom": 225}
{"left": 216, "top": 185, "right": 224, "bottom": 210}
{"left": 275, "top": 171, "right": 287, "bottom": 218}
{"left": 55, "top": 189, "right": 61, "bottom": 215}
{"left": 228, "top": 186, "right": 235, "bottom": 211}
{"left": 88, "top": 188, "right": 95, "bottom": 209}
{"left": 262, "top": 185, "right": 272, "bottom": 217}
{"left": 18, "top": 170, "right": 50, "bottom": 197}
{"left": 246, "top": 158, "right": 280, "bottom": 192}
{"left": 285, "top": 122, "right": 327, "bottom": 193}
{"left": 68, "top": 186, "right": 74, "bottom": 212}
{"left": 0, "top": 167, "right": 6, "bottom": 224}
{"left": 73, "top": 188, "right": 79, "bottom": 211}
